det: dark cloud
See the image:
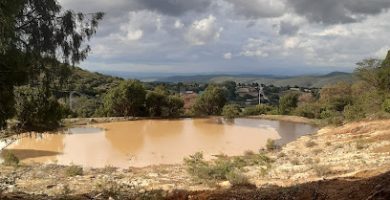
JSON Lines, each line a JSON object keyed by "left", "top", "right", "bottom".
{"left": 279, "top": 21, "right": 299, "bottom": 35}
{"left": 59, "top": 0, "right": 212, "bottom": 17}
{"left": 132, "top": 0, "right": 212, "bottom": 16}
{"left": 286, "top": 0, "right": 390, "bottom": 24}
{"left": 224, "top": 0, "right": 285, "bottom": 19}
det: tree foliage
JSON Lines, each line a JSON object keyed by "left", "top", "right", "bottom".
{"left": 293, "top": 50, "right": 390, "bottom": 123}
{"left": 164, "top": 95, "right": 184, "bottom": 117}
{"left": 279, "top": 93, "right": 299, "bottom": 115}
{"left": 146, "top": 91, "right": 165, "bottom": 117}
{"left": 14, "top": 86, "right": 66, "bottom": 131}
{"left": 103, "top": 80, "right": 146, "bottom": 117}
{"left": 192, "top": 85, "right": 227, "bottom": 116}
{"left": 355, "top": 50, "right": 390, "bottom": 93}
{"left": 0, "top": 0, "right": 103, "bottom": 129}
{"left": 319, "top": 82, "right": 352, "bottom": 112}
{"left": 222, "top": 104, "right": 241, "bottom": 119}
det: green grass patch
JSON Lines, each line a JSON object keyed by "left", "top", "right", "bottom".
{"left": 2, "top": 151, "right": 19, "bottom": 166}
{"left": 184, "top": 152, "right": 272, "bottom": 184}
{"left": 65, "top": 165, "right": 83, "bottom": 177}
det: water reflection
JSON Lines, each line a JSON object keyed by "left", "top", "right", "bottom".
{"left": 3, "top": 118, "right": 318, "bottom": 168}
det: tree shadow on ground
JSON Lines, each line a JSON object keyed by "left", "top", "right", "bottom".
{"left": 1, "top": 170, "right": 390, "bottom": 200}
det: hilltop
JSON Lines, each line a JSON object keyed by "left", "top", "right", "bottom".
{"left": 56, "top": 66, "right": 123, "bottom": 97}
{"left": 150, "top": 72, "right": 355, "bottom": 88}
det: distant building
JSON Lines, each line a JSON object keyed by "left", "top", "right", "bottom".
{"left": 289, "top": 87, "right": 300, "bottom": 91}
{"left": 236, "top": 87, "right": 258, "bottom": 98}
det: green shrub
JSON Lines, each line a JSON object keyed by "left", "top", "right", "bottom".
{"left": 226, "top": 170, "right": 250, "bottom": 186}
{"left": 2, "top": 151, "right": 19, "bottom": 166}
{"left": 279, "top": 93, "right": 299, "bottom": 115}
{"left": 383, "top": 98, "right": 390, "bottom": 113}
{"left": 312, "top": 164, "right": 332, "bottom": 177}
{"left": 184, "top": 152, "right": 273, "bottom": 183}
{"left": 183, "top": 152, "right": 210, "bottom": 180}
{"left": 294, "top": 103, "right": 321, "bottom": 119}
{"left": 243, "top": 150, "right": 255, "bottom": 156}
{"left": 209, "top": 158, "right": 236, "bottom": 180}
{"left": 71, "top": 96, "right": 101, "bottom": 118}
{"left": 184, "top": 152, "right": 239, "bottom": 182}
{"left": 222, "top": 104, "right": 241, "bottom": 119}
{"left": 96, "top": 180, "right": 122, "bottom": 198}
{"left": 60, "top": 184, "right": 72, "bottom": 197}
{"left": 343, "top": 104, "right": 365, "bottom": 121}
{"left": 320, "top": 109, "right": 344, "bottom": 125}
{"left": 65, "top": 165, "right": 83, "bottom": 177}
{"left": 243, "top": 104, "right": 274, "bottom": 116}
{"left": 266, "top": 139, "right": 277, "bottom": 151}
{"left": 101, "top": 165, "right": 117, "bottom": 174}
{"left": 14, "top": 86, "right": 65, "bottom": 131}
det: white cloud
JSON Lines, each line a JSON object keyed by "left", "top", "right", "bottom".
{"left": 185, "top": 15, "right": 223, "bottom": 46}
{"left": 315, "top": 25, "right": 351, "bottom": 37}
{"left": 174, "top": 20, "right": 184, "bottom": 29}
{"left": 223, "top": 52, "right": 233, "bottom": 59}
{"left": 283, "top": 37, "right": 300, "bottom": 49}
{"left": 374, "top": 46, "right": 390, "bottom": 58}
{"left": 126, "top": 29, "right": 143, "bottom": 41}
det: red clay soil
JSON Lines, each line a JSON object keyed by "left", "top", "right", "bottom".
{"left": 2, "top": 170, "right": 390, "bottom": 200}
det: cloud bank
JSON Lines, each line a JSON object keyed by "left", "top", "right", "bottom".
{"left": 58, "top": 0, "right": 390, "bottom": 75}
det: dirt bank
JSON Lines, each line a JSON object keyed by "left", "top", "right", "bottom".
{"left": 1, "top": 119, "right": 390, "bottom": 199}
{"left": 246, "top": 115, "right": 317, "bottom": 125}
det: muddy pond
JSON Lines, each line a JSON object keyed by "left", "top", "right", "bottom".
{"left": 2, "top": 118, "right": 318, "bottom": 168}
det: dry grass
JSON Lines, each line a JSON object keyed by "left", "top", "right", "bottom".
{"left": 65, "top": 165, "right": 83, "bottom": 177}
{"left": 305, "top": 140, "right": 317, "bottom": 148}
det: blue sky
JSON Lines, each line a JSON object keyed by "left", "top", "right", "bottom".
{"left": 59, "top": 0, "right": 390, "bottom": 76}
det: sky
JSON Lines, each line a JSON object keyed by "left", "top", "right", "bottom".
{"left": 58, "top": 0, "right": 390, "bottom": 76}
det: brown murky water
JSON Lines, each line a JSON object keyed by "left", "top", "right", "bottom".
{"left": 2, "top": 118, "right": 317, "bottom": 168}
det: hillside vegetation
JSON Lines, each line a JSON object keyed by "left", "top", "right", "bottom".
{"left": 154, "top": 72, "right": 355, "bottom": 88}
{"left": 61, "top": 66, "right": 123, "bottom": 97}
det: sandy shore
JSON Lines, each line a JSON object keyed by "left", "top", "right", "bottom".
{"left": 1, "top": 118, "right": 390, "bottom": 199}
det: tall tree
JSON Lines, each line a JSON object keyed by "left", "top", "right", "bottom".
{"left": 193, "top": 85, "right": 227, "bottom": 115}
{"left": 103, "top": 80, "right": 146, "bottom": 117}
{"left": 0, "top": 0, "right": 103, "bottom": 129}
{"left": 355, "top": 50, "right": 390, "bottom": 93}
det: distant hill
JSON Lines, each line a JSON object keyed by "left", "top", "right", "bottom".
{"left": 153, "top": 72, "right": 355, "bottom": 88}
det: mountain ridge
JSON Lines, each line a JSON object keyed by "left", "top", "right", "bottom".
{"left": 149, "top": 71, "right": 355, "bottom": 88}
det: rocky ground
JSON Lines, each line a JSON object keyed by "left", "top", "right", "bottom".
{"left": 1, "top": 119, "right": 390, "bottom": 199}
